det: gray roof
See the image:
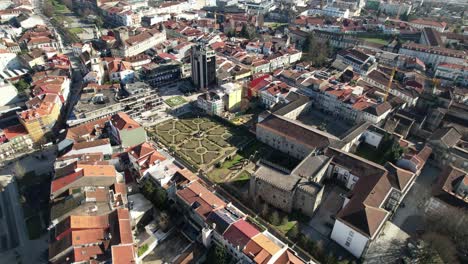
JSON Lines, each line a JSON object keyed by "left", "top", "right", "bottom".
{"left": 272, "top": 92, "right": 310, "bottom": 116}
{"left": 254, "top": 165, "right": 300, "bottom": 192}
{"left": 258, "top": 114, "right": 342, "bottom": 150}
{"left": 292, "top": 154, "right": 331, "bottom": 181}
{"left": 340, "top": 121, "right": 371, "bottom": 144}
{"left": 296, "top": 179, "right": 322, "bottom": 195}
{"left": 429, "top": 127, "right": 462, "bottom": 148}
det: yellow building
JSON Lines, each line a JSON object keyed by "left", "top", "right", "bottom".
{"left": 19, "top": 94, "right": 62, "bottom": 142}
{"left": 221, "top": 83, "right": 243, "bottom": 112}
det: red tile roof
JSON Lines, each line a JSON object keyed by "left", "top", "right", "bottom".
{"left": 72, "top": 229, "right": 106, "bottom": 245}
{"left": 51, "top": 169, "right": 84, "bottom": 193}
{"left": 117, "top": 209, "right": 133, "bottom": 244}
{"left": 223, "top": 219, "right": 259, "bottom": 249}
{"left": 177, "top": 181, "right": 226, "bottom": 219}
{"left": 70, "top": 215, "right": 110, "bottom": 229}
{"left": 74, "top": 245, "right": 104, "bottom": 262}
{"left": 112, "top": 244, "right": 136, "bottom": 264}
{"left": 112, "top": 112, "right": 140, "bottom": 130}
{"left": 3, "top": 124, "right": 28, "bottom": 140}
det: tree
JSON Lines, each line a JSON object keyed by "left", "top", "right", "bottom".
{"left": 226, "top": 30, "right": 235, "bottom": 38}
{"left": 424, "top": 206, "right": 468, "bottom": 255}
{"left": 141, "top": 180, "right": 167, "bottom": 210}
{"left": 95, "top": 17, "right": 104, "bottom": 29}
{"left": 205, "top": 244, "right": 231, "bottom": 264}
{"left": 158, "top": 211, "right": 170, "bottom": 231}
{"left": 302, "top": 34, "right": 330, "bottom": 67}
{"left": 421, "top": 233, "right": 458, "bottom": 264}
{"left": 269, "top": 210, "right": 280, "bottom": 226}
{"left": 14, "top": 79, "right": 30, "bottom": 94}
{"left": 14, "top": 161, "right": 26, "bottom": 177}
{"left": 239, "top": 24, "right": 250, "bottom": 39}
{"left": 410, "top": 240, "right": 444, "bottom": 264}
{"left": 152, "top": 186, "right": 167, "bottom": 209}
{"left": 62, "top": 0, "right": 73, "bottom": 10}
{"left": 281, "top": 215, "right": 288, "bottom": 225}
{"left": 260, "top": 202, "right": 270, "bottom": 218}
{"left": 400, "top": 12, "right": 409, "bottom": 21}
{"left": 43, "top": 0, "right": 54, "bottom": 17}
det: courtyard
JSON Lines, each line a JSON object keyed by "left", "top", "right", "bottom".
{"left": 149, "top": 114, "right": 252, "bottom": 171}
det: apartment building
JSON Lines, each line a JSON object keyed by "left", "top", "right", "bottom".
{"left": 111, "top": 27, "right": 166, "bottom": 58}
{"left": 434, "top": 63, "right": 468, "bottom": 87}
{"left": 19, "top": 94, "right": 62, "bottom": 142}
{"left": 398, "top": 42, "right": 466, "bottom": 67}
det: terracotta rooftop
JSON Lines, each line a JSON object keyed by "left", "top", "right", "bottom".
{"left": 74, "top": 245, "right": 104, "bottom": 262}
{"left": 70, "top": 215, "right": 110, "bottom": 229}
{"left": 3, "top": 124, "right": 28, "bottom": 140}
{"left": 223, "top": 219, "right": 259, "bottom": 249}
{"left": 117, "top": 208, "right": 133, "bottom": 244}
{"left": 72, "top": 229, "right": 106, "bottom": 246}
{"left": 177, "top": 181, "right": 226, "bottom": 219}
{"left": 79, "top": 164, "right": 117, "bottom": 177}
{"left": 111, "top": 112, "right": 140, "bottom": 130}
{"left": 111, "top": 244, "right": 136, "bottom": 264}
{"left": 274, "top": 249, "right": 304, "bottom": 264}
{"left": 73, "top": 138, "right": 110, "bottom": 150}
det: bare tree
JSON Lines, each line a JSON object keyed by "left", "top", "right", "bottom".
{"left": 42, "top": 0, "right": 54, "bottom": 17}
{"left": 424, "top": 206, "right": 468, "bottom": 256}
{"left": 422, "top": 233, "right": 459, "bottom": 264}
{"left": 62, "top": 0, "right": 73, "bottom": 10}
{"left": 13, "top": 161, "right": 26, "bottom": 178}
{"left": 158, "top": 211, "right": 170, "bottom": 231}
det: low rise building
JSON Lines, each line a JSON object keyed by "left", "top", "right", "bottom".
{"left": 336, "top": 48, "right": 377, "bottom": 76}
{"left": 408, "top": 19, "right": 446, "bottom": 32}
{"left": 139, "top": 60, "right": 182, "bottom": 88}
{"left": 111, "top": 27, "right": 166, "bottom": 58}
{"left": 327, "top": 148, "right": 418, "bottom": 258}
{"left": 398, "top": 42, "right": 466, "bottom": 67}
{"left": 19, "top": 93, "right": 62, "bottom": 142}
{"left": 434, "top": 63, "right": 468, "bottom": 87}
{"left": 197, "top": 91, "right": 224, "bottom": 116}
{"left": 0, "top": 124, "right": 33, "bottom": 159}
{"left": 69, "top": 82, "right": 163, "bottom": 126}
{"left": 433, "top": 165, "right": 468, "bottom": 208}
{"left": 250, "top": 153, "right": 330, "bottom": 217}
{"left": 313, "top": 82, "right": 392, "bottom": 124}
{"left": 429, "top": 127, "right": 468, "bottom": 170}
{"left": 256, "top": 114, "right": 368, "bottom": 159}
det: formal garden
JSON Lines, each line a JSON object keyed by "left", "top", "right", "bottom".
{"left": 149, "top": 115, "right": 252, "bottom": 171}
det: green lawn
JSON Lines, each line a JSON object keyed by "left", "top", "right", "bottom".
{"left": 68, "top": 28, "right": 83, "bottom": 34}
{"left": 359, "top": 37, "right": 389, "bottom": 45}
{"left": 264, "top": 22, "right": 288, "bottom": 30}
{"left": 165, "top": 96, "right": 187, "bottom": 107}
{"left": 138, "top": 244, "right": 149, "bottom": 256}
{"left": 231, "top": 170, "right": 251, "bottom": 188}
{"left": 276, "top": 220, "right": 297, "bottom": 234}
